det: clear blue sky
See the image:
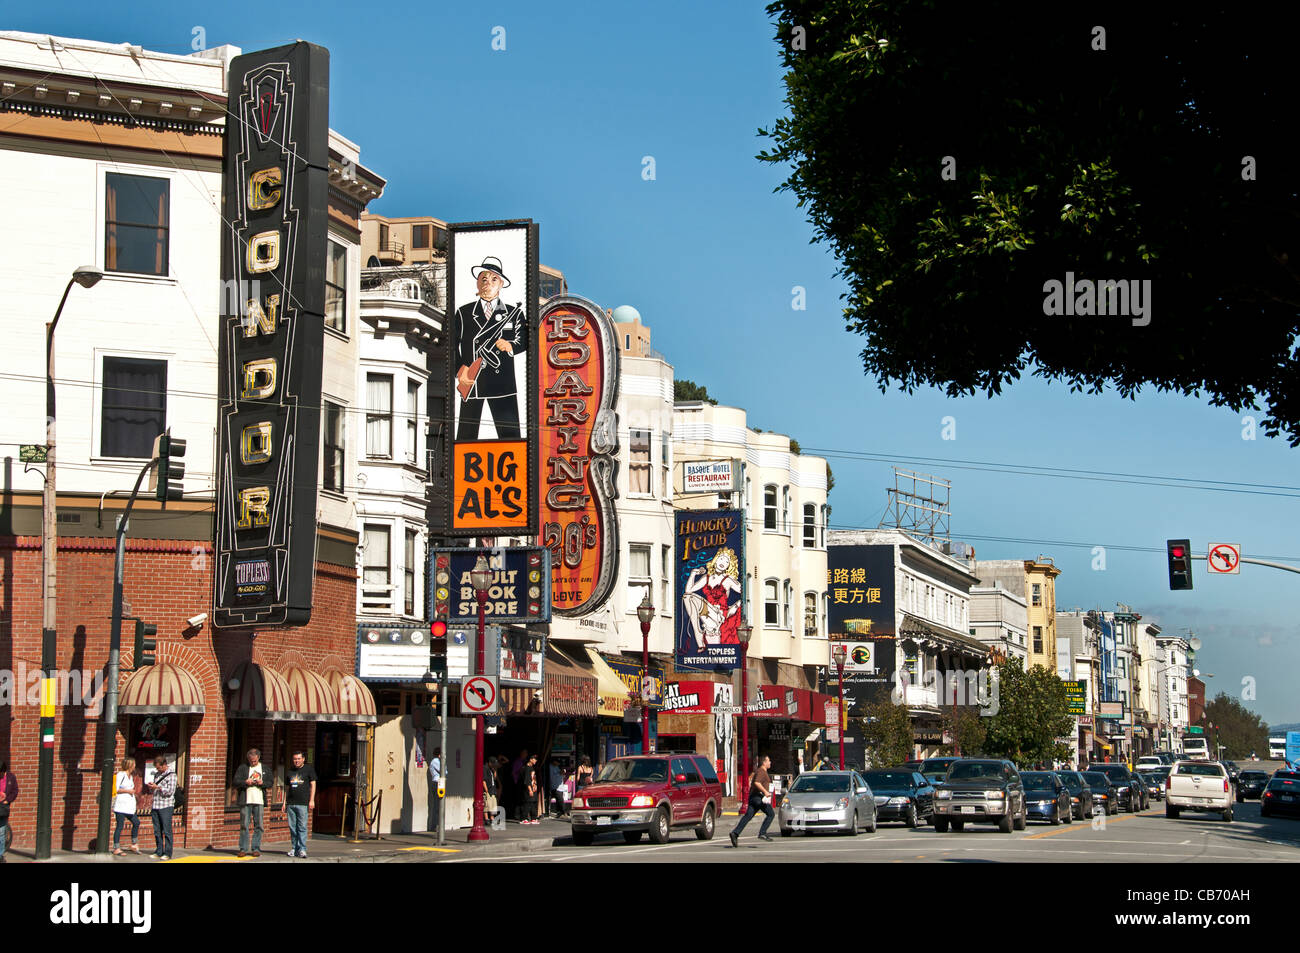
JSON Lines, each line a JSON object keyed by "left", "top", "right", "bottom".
{"left": 18, "top": 0, "right": 1298, "bottom": 726}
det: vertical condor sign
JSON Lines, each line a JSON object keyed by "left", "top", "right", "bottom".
{"left": 537, "top": 296, "right": 620, "bottom": 615}
{"left": 214, "top": 43, "right": 329, "bottom": 628}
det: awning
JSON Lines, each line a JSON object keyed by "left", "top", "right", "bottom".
{"left": 542, "top": 647, "right": 598, "bottom": 718}
{"left": 119, "top": 662, "right": 206, "bottom": 715}
{"left": 226, "top": 660, "right": 296, "bottom": 720}
{"left": 322, "top": 670, "right": 377, "bottom": 724}
{"left": 1096, "top": 740, "right": 1113, "bottom": 752}
{"left": 586, "top": 647, "right": 633, "bottom": 717}
{"left": 280, "top": 664, "right": 342, "bottom": 722}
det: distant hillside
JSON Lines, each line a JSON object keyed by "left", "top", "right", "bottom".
{"left": 1269, "top": 722, "right": 1300, "bottom": 734}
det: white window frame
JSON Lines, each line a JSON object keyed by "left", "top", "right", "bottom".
{"left": 322, "top": 396, "right": 348, "bottom": 496}
{"left": 366, "top": 373, "right": 394, "bottom": 459}
{"left": 407, "top": 379, "right": 421, "bottom": 464}
{"left": 782, "top": 579, "right": 792, "bottom": 630}
{"left": 782, "top": 486, "right": 791, "bottom": 536}
{"left": 628, "top": 543, "right": 652, "bottom": 613}
{"left": 802, "top": 503, "right": 816, "bottom": 548}
{"left": 763, "top": 578, "right": 780, "bottom": 626}
{"left": 803, "top": 591, "right": 819, "bottom": 637}
{"left": 628, "top": 429, "right": 653, "bottom": 497}
{"left": 92, "top": 347, "right": 173, "bottom": 462}
{"left": 763, "top": 485, "right": 779, "bottom": 531}
{"left": 94, "top": 161, "right": 184, "bottom": 284}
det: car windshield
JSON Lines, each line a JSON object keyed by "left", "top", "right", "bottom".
{"left": 1020, "top": 772, "right": 1056, "bottom": 789}
{"left": 1083, "top": 773, "right": 1110, "bottom": 787}
{"left": 596, "top": 759, "right": 668, "bottom": 784}
{"left": 947, "top": 762, "right": 1005, "bottom": 781}
{"left": 791, "top": 774, "right": 851, "bottom": 793}
{"left": 862, "top": 771, "right": 913, "bottom": 787}
{"left": 1241, "top": 771, "right": 1268, "bottom": 781}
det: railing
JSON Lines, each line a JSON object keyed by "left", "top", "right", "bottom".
{"left": 360, "top": 583, "right": 399, "bottom": 614}
{"left": 376, "top": 240, "right": 406, "bottom": 261}
{"left": 900, "top": 684, "right": 940, "bottom": 708}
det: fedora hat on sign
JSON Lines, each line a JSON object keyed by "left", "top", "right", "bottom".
{"left": 471, "top": 256, "right": 511, "bottom": 288}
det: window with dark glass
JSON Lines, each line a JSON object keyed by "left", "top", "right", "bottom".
{"left": 366, "top": 374, "right": 392, "bottom": 458}
{"left": 101, "top": 357, "right": 166, "bottom": 458}
{"left": 325, "top": 241, "right": 347, "bottom": 332}
{"left": 105, "top": 173, "right": 169, "bottom": 276}
{"left": 764, "top": 485, "right": 778, "bottom": 530}
{"left": 803, "top": 503, "right": 816, "bottom": 547}
{"left": 404, "top": 528, "right": 417, "bottom": 617}
{"left": 411, "top": 224, "right": 430, "bottom": 249}
{"left": 323, "top": 401, "right": 345, "bottom": 492}
{"left": 1033, "top": 625, "right": 1043, "bottom": 653}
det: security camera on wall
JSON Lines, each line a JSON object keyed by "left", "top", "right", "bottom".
{"left": 187, "top": 613, "right": 207, "bottom": 630}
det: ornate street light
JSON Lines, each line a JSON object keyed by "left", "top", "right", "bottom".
{"left": 737, "top": 622, "right": 753, "bottom": 792}
{"left": 637, "top": 591, "right": 655, "bottom": 754}
{"left": 468, "top": 555, "right": 492, "bottom": 842}
{"left": 830, "top": 641, "right": 848, "bottom": 769}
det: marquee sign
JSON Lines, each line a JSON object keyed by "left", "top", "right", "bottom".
{"left": 428, "top": 547, "right": 552, "bottom": 625}
{"left": 444, "top": 220, "right": 539, "bottom": 536}
{"left": 214, "top": 42, "right": 329, "bottom": 628}
{"left": 537, "top": 295, "right": 620, "bottom": 616}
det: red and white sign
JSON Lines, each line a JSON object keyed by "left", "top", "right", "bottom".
{"left": 682, "top": 459, "right": 736, "bottom": 494}
{"left": 1207, "top": 542, "right": 1240, "bottom": 575}
{"left": 824, "top": 700, "right": 840, "bottom": 741}
{"left": 461, "top": 675, "right": 499, "bottom": 714}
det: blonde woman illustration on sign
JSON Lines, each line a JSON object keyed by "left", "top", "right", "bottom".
{"left": 454, "top": 256, "right": 526, "bottom": 440}
{"left": 682, "top": 547, "right": 742, "bottom": 651}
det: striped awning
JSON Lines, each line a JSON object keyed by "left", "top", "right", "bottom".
{"left": 322, "top": 670, "right": 377, "bottom": 724}
{"left": 280, "top": 664, "right": 341, "bottom": 722}
{"left": 226, "top": 660, "right": 296, "bottom": 720}
{"left": 119, "top": 662, "right": 205, "bottom": 715}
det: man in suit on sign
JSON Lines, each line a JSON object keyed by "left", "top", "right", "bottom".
{"left": 454, "top": 255, "right": 527, "bottom": 440}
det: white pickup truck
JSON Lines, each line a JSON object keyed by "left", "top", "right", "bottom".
{"left": 1165, "top": 760, "right": 1233, "bottom": 821}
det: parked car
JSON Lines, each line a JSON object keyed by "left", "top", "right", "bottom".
{"left": 902, "top": 760, "right": 924, "bottom": 772}
{"left": 862, "top": 769, "right": 935, "bottom": 827}
{"left": 1021, "top": 771, "right": 1073, "bottom": 825}
{"left": 1138, "top": 767, "right": 1169, "bottom": 801}
{"left": 1165, "top": 760, "right": 1233, "bottom": 822}
{"left": 932, "top": 759, "right": 1026, "bottom": 833}
{"left": 569, "top": 754, "right": 723, "bottom": 846}
{"left": 1260, "top": 776, "right": 1300, "bottom": 818}
{"left": 779, "top": 770, "right": 876, "bottom": 836}
{"left": 919, "top": 756, "right": 960, "bottom": 785}
{"left": 1089, "top": 763, "right": 1145, "bottom": 811}
{"left": 1055, "top": 770, "right": 1096, "bottom": 819}
{"left": 1154, "top": 751, "right": 1177, "bottom": 765}
{"left": 1224, "top": 761, "right": 1241, "bottom": 784}
{"left": 1135, "top": 756, "right": 1165, "bottom": 771}
{"left": 1237, "top": 770, "right": 1270, "bottom": 801}
{"left": 1082, "top": 770, "right": 1125, "bottom": 815}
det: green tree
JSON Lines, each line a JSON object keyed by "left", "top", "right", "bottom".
{"left": 674, "top": 378, "right": 717, "bottom": 404}
{"left": 759, "top": 2, "right": 1300, "bottom": 443}
{"left": 980, "top": 659, "right": 1074, "bottom": 764}
{"left": 942, "top": 705, "right": 987, "bottom": 758}
{"left": 1204, "top": 692, "right": 1270, "bottom": 761}
{"left": 859, "top": 694, "right": 914, "bottom": 767}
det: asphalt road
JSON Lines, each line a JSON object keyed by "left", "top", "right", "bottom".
{"left": 440, "top": 797, "right": 1300, "bottom": 864}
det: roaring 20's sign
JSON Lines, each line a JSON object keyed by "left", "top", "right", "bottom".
{"left": 537, "top": 296, "right": 620, "bottom": 616}
{"left": 675, "top": 510, "right": 745, "bottom": 669}
{"left": 214, "top": 42, "right": 329, "bottom": 628}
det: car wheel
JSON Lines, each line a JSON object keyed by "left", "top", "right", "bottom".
{"left": 1166, "top": 804, "right": 1180, "bottom": 819}
{"left": 623, "top": 831, "right": 643, "bottom": 844}
{"left": 848, "top": 810, "right": 860, "bottom": 836}
{"left": 867, "top": 811, "right": 877, "bottom": 834}
{"left": 695, "top": 806, "right": 715, "bottom": 841}
{"left": 647, "top": 806, "right": 671, "bottom": 844}
{"left": 905, "top": 804, "right": 918, "bottom": 828}
{"left": 780, "top": 827, "right": 793, "bottom": 837}
{"left": 1222, "top": 806, "right": 1233, "bottom": 823}
{"left": 572, "top": 831, "right": 595, "bottom": 846}
{"left": 934, "top": 818, "right": 949, "bottom": 833}
{"left": 1064, "top": 807, "right": 1073, "bottom": 824}
{"left": 998, "top": 812, "right": 1014, "bottom": 834}
{"left": 951, "top": 820, "right": 965, "bottom": 832}
{"left": 1014, "top": 808, "right": 1026, "bottom": 831}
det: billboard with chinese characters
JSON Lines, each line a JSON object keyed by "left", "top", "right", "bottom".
{"left": 827, "top": 545, "right": 896, "bottom": 698}
{"left": 674, "top": 510, "right": 745, "bottom": 669}
{"left": 444, "top": 220, "right": 539, "bottom": 536}
{"left": 536, "top": 295, "right": 620, "bottom": 616}
{"left": 214, "top": 42, "right": 329, "bottom": 628}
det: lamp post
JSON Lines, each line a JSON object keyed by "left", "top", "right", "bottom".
{"left": 468, "top": 555, "right": 492, "bottom": 842}
{"left": 38, "top": 264, "right": 102, "bottom": 860}
{"left": 636, "top": 592, "right": 655, "bottom": 755}
{"left": 737, "top": 623, "right": 752, "bottom": 793}
{"left": 830, "top": 642, "right": 847, "bottom": 769}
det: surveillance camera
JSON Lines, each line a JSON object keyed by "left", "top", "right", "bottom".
{"left": 187, "top": 613, "right": 207, "bottom": 629}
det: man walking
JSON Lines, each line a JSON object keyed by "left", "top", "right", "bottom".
{"left": 285, "top": 750, "right": 316, "bottom": 858}
{"left": 453, "top": 256, "right": 527, "bottom": 440}
{"left": 234, "top": 748, "right": 267, "bottom": 857}
{"left": 429, "top": 747, "right": 443, "bottom": 833}
{"left": 144, "top": 756, "right": 176, "bottom": 861}
{"left": 728, "top": 754, "right": 776, "bottom": 846}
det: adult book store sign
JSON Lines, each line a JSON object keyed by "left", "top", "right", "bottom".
{"left": 537, "top": 295, "right": 620, "bottom": 616}
{"left": 429, "top": 547, "right": 552, "bottom": 625}
{"left": 674, "top": 510, "right": 744, "bottom": 669}
{"left": 214, "top": 42, "right": 329, "bottom": 628}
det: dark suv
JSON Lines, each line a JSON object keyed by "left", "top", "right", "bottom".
{"left": 1089, "top": 763, "right": 1145, "bottom": 811}
{"left": 933, "top": 759, "right": 1026, "bottom": 833}
{"left": 569, "top": 754, "right": 724, "bottom": 846}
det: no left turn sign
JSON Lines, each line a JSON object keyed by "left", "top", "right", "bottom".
{"left": 461, "top": 675, "right": 500, "bottom": 714}
{"left": 1207, "top": 543, "right": 1241, "bottom": 574}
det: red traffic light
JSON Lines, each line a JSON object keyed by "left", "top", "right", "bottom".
{"left": 1171, "top": 545, "right": 1185, "bottom": 558}
{"left": 430, "top": 620, "right": 447, "bottom": 638}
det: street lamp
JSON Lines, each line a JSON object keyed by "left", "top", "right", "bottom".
{"left": 737, "top": 622, "right": 752, "bottom": 794}
{"left": 637, "top": 592, "right": 655, "bottom": 755}
{"left": 38, "top": 264, "right": 102, "bottom": 860}
{"left": 468, "top": 555, "right": 492, "bottom": 842}
{"left": 830, "top": 642, "right": 848, "bottom": 770}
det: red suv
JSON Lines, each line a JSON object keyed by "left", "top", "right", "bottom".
{"left": 570, "top": 754, "right": 724, "bottom": 846}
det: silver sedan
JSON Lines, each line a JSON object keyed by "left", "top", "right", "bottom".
{"left": 779, "top": 770, "right": 877, "bottom": 836}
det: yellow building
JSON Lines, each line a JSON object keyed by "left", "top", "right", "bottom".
{"left": 972, "top": 558, "right": 1062, "bottom": 673}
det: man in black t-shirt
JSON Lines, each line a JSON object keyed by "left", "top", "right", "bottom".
{"left": 285, "top": 751, "right": 317, "bottom": 858}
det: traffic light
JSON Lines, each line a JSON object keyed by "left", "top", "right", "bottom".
{"left": 133, "top": 619, "right": 158, "bottom": 668}
{"left": 1166, "top": 538, "right": 1194, "bottom": 590}
{"left": 150, "top": 431, "right": 186, "bottom": 502}
{"left": 429, "top": 619, "right": 448, "bottom": 674}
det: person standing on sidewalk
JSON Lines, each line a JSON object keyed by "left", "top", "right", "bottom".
{"left": 285, "top": 751, "right": 316, "bottom": 858}
{"left": 429, "top": 747, "right": 443, "bottom": 832}
{"left": 520, "top": 755, "right": 540, "bottom": 824}
{"left": 144, "top": 756, "right": 176, "bottom": 861}
{"left": 111, "top": 758, "right": 142, "bottom": 855}
{"left": 0, "top": 760, "right": 17, "bottom": 860}
{"left": 728, "top": 754, "right": 775, "bottom": 847}
{"left": 234, "top": 748, "right": 267, "bottom": 857}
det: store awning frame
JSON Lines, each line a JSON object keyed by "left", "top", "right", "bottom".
{"left": 280, "top": 663, "right": 342, "bottom": 722}
{"left": 226, "top": 659, "right": 296, "bottom": 721}
{"left": 119, "top": 661, "right": 206, "bottom": 715}
{"left": 322, "top": 669, "right": 377, "bottom": 725}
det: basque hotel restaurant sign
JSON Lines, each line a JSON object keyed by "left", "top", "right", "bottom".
{"left": 214, "top": 42, "right": 329, "bottom": 628}
{"left": 674, "top": 510, "right": 745, "bottom": 669}
{"left": 537, "top": 296, "right": 620, "bottom": 616}
{"left": 444, "top": 220, "right": 539, "bottom": 536}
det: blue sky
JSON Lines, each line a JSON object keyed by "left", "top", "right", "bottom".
{"left": 17, "top": 0, "right": 1298, "bottom": 725}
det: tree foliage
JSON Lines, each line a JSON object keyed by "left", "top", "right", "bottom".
{"left": 674, "top": 378, "right": 717, "bottom": 404}
{"left": 1204, "top": 692, "right": 1270, "bottom": 761}
{"left": 980, "top": 659, "right": 1075, "bottom": 764}
{"left": 942, "top": 705, "right": 987, "bottom": 757}
{"left": 760, "top": 1, "right": 1300, "bottom": 443}
{"left": 860, "top": 694, "right": 914, "bottom": 767}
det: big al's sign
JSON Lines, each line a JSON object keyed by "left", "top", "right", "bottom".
{"left": 537, "top": 296, "right": 620, "bottom": 616}
{"left": 214, "top": 43, "right": 329, "bottom": 628}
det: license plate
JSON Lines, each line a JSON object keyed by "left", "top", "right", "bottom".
{"left": 596, "top": 816, "right": 611, "bottom": 826}
{"left": 805, "top": 812, "right": 819, "bottom": 821}
{"left": 1283, "top": 795, "right": 1295, "bottom": 802}
{"left": 959, "top": 806, "right": 977, "bottom": 814}
{"left": 1190, "top": 797, "right": 1208, "bottom": 804}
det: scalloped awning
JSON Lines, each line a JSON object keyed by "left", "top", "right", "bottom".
{"left": 119, "top": 662, "right": 205, "bottom": 714}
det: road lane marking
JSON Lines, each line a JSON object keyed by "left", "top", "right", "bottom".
{"left": 1025, "top": 815, "right": 1135, "bottom": 839}
{"left": 398, "top": 846, "right": 461, "bottom": 853}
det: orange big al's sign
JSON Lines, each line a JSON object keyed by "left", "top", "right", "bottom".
{"left": 537, "top": 296, "right": 620, "bottom": 616}
{"left": 452, "top": 440, "right": 528, "bottom": 531}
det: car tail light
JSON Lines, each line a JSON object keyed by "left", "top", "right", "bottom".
{"left": 1264, "top": 792, "right": 1273, "bottom": 799}
{"left": 629, "top": 795, "right": 655, "bottom": 808}
{"left": 1224, "top": 779, "right": 1230, "bottom": 793}
{"left": 1165, "top": 776, "right": 1171, "bottom": 791}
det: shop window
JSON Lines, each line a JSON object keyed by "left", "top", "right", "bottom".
{"left": 225, "top": 721, "right": 287, "bottom": 811}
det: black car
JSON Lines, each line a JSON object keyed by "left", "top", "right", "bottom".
{"left": 863, "top": 770, "right": 935, "bottom": 827}
{"left": 1260, "top": 776, "right": 1300, "bottom": 818}
{"left": 1137, "top": 767, "right": 1169, "bottom": 801}
{"left": 1055, "top": 770, "right": 1095, "bottom": 819}
{"left": 1224, "top": 761, "right": 1241, "bottom": 783}
{"left": 1089, "top": 763, "right": 1144, "bottom": 811}
{"left": 1083, "top": 770, "right": 1126, "bottom": 815}
{"left": 1021, "top": 771, "right": 1073, "bottom": 825}
{"left": 933, "top": 758, "right": 1027, "bottom": 833}
{"left": 1238, "top": 770, "right": 1270, "bottom": 800}
{"left": 919, "top": 757, "right": 960, "bottom": 786}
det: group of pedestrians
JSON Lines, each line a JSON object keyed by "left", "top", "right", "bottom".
{"left": 480, "top": 750, "right": 596, "bottom": 824}
{"left": 110, "top": 755, "right": 177, "bottom": 859}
